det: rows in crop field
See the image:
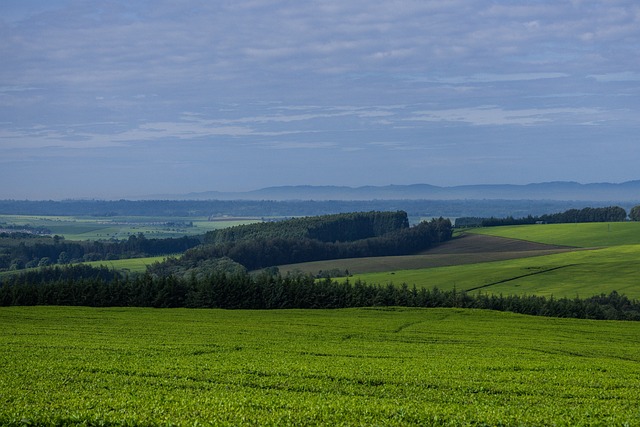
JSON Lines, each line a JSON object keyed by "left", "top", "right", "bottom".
{"left": 1, "top": 306, "right": 639, "bottom": 426}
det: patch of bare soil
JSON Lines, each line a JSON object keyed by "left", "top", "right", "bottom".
{"left": 278, "top": 233, "right": 579, "bottom": 276}
{"left": 423, "top": 233, "right": 574, "bottom": 254}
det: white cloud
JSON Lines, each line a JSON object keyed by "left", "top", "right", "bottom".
{"left": 407, "top": 106, "right": 602, "bottom": 126}
{"left": 588, "top": 72, "right": 640, "bottom": 82}
{"left": 404, "top": 73, "right": 569, "bottom": 85}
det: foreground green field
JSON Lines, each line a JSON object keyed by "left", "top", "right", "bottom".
{"left": 1, "top": 307, "right": 639, "bottom": 426}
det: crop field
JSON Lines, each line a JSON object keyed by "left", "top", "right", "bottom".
{"left": 339, "top": 245, "right": 640, "bottom": 299}
{"left": 467, "top": 221, "right": 640, "bottom": 247}
{"left": 1, "top": 306, "right": 639, "bottom": 426}
{"left": 290, "top": 222, "right": 640, "bottom": 299}
{"left": 0, "top": 215, "right": 260, "bottom": 240}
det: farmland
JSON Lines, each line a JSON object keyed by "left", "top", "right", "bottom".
{"left": 0, "top": 214, "right": 260, "bottom": 240}
{"left": 292, "top": 222, "right": 640, "bottom": 299}
{"left": 2, "top": 306, "right": 639, "bottom": 426}
{"left": 468, "top": 221, "right": 640, "bottom": 247}
{"left": 2, "top": 212, "right": 640, "bottom": 425}
{"left": 84, "top": 255, "right": 174, "bottom": 274}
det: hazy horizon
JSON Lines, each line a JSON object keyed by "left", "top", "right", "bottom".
{"left": 2, "top": 1, "right": 639, "bottom": 199}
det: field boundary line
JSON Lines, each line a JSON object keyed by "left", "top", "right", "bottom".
{"left": 465, "top": 264, "right": 578, "bottom": 292}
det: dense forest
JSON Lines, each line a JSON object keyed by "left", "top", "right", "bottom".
{"left": 1, "top": 264, "right": 638, "bottom": 321}
{"left": 151, "top": 212, "right": 452, "bottom": 272}
{"left": 456, "top": 206, "right": 628, "bottom": 227}
{"left": 205, "top": 211, "right": 409, "bottom": 244}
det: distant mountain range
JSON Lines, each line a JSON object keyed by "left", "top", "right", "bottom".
{"left": 145, "top": 181, "right": 640, "bottom": 202}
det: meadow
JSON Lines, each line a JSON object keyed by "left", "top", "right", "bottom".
{"left": 1, "top": 306, "right": 639, "bottom": 426}
{"left": 468, "top": 221, "right": 640, "bottom": 247}
{"left": 336, "top": 245, "right": 640, "bottom": 299}
{"left": 323, "top": 222, "right": 640, "bottom": 299}
{"left": 84, "top": 255, "right": 174, "bottom": 274}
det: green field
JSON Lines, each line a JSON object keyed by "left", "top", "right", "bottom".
{"left": 342, "top": 245, "right": 640, "bottom": 299}
{"left": 84, "top": 255, "right": 175, "bottom": 274}
{"left": 467, "top": 221, "right": 640, "bottom": 247}
{"left": 327, "top": 222, "right": 640, "bottom": 299}
{"left": 1, "top": 306, "right": 639, "bottom": 426}
{"left": 0, "top": 215, "right": 260, "bottom": 240}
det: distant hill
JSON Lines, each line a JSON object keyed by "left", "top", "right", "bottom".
{"left": 149, "top": 181, "right": 640, "bottom": 202}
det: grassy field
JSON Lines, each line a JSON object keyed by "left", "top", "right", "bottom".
{"left": 1, "top": 306, "right": 639, "bottom": 426}
{"left": 341, "top": 245, "right": 640, "bottom": 298}
{"left": 0, "top": 214, "right": 260, "bottom": 240}
{"left": 309, "top": 222, "right": 640, "bottom": 299}
{"left": 466, "top": 221, "right": 640, "bottom": 247}
{"left": 84, "top": 255, "right": 176, "bottom": 274}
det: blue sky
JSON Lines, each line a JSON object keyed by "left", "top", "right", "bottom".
{"left": 1, "top": 0, "right": 639, "bottom": 199}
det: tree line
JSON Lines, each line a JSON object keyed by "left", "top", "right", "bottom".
{"left": 0, "top": 233, "right": 201, "bottom": 271}
{"left": 456, "top": 206, "right": 628, "bottom": 227}
{"left": 1, "top": 264, "right": 638, "bottom": 321}
{"left": 204, "top": 211, "right": 409, "bottom": 244}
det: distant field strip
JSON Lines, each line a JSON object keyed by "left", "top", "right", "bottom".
{"left": 467, "top": 221, "right": 640, "bottom": 247}
{"left": 85, "top": 255, "right": 174, "bottom": 273}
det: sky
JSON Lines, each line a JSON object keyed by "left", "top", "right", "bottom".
{"left": 1, "top": 0, "right": 639, "bottom": 200}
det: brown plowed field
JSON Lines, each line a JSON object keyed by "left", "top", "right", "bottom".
{"left": 423, "top": 233, "right": 573, "bottom": 254}
{"left": 277, "top": 233, "right": 579, "bottom": 275}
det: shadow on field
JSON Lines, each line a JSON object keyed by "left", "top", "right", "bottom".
{"left": 278, "top": 233, "right": 580, "bottom": 276}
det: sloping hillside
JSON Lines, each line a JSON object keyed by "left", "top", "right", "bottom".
{"left": 278, "top": 233, "right": 575, "bottom": 275}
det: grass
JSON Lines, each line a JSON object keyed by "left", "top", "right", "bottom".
{"left": 84, "top": 255, "right": 175, "bottom": 274}
{"left": 466, "top": 221, "right": 640, "bottom": 247}
{"left": 341, "top": 245, "right": 640, "bottom": 298}
{"left": 1, "top": 306, "right": 639, "bottom": 426}
{"left": 327, "top": 222, "right": 640, "bottom": 299}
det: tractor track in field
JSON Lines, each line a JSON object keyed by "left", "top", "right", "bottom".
{"left": 465, "top": 264, "right": 578, "bottom": 292}
{"left": 278, "top": 233, "right": 583, "bottom": 276}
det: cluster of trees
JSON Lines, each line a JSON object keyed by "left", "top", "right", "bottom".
{"left": 1, "top": 211, "right": 448, "bottom": 273}
{"left": 151, "top": 213, "right": 453, "bottom": 272}
{"left": 456, "top": 206, "right": 628, "bottom": 227}
{"left": 1, "top": 265, "right": 638, "bottom": 321}
{"left": 205, "top": 211, "right": 409, "bottom": 244}
{"left": 0, "top": 233, "right": 201, "bottom": 272}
